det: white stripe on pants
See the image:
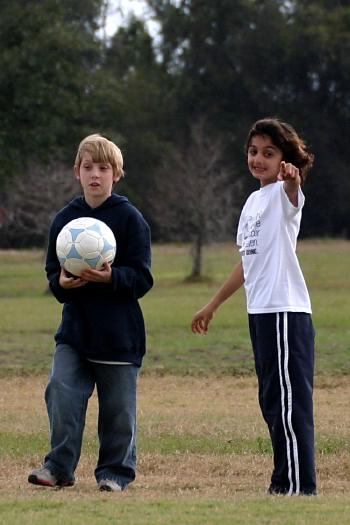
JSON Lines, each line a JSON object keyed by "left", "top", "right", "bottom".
{"left": 276, "top": 312, "right": 300, "bottom": 495}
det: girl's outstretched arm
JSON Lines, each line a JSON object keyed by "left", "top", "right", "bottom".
{"left": 191, "top": 261, "right": 244, "bottom": 334}
{"left": 278, "top": 161, "right": 301, "bottom": 206}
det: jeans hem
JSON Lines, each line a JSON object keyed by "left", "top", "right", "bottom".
{"left": 44, "top": 461, "right": 75, "bottom": 484}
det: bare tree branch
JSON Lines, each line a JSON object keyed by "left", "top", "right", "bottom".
{"left": 1, "top": 164, "right": 79, "bottom": 247}
{"left": 152, "top": 117, "right": 242, "bottom": 279}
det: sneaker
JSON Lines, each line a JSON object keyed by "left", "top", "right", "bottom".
{"left": 28, "top": 467, "right": 74, "bottom": 488}
{"left": 268, "top": 484, "right": 289, "bottom": 495}
{"left": 300, "top": 489, "right": 317, "bottom": 496}
{"left": 268, "top": 484, "right": 317, "bottom": 496}
{"left": 98, "top": 479, "right": 122, "bottom": 492}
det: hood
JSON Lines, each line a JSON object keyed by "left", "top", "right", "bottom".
{"left": 69, "top": 193, "right": 129, "bottom": 212}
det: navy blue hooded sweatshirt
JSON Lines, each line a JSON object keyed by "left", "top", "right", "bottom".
{"left": 45, "top": 193, "right": 153, "bottom": 366}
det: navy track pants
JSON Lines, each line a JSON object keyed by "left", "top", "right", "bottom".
{"left": 248, "top": 312, "right": 316, "bottom": 495}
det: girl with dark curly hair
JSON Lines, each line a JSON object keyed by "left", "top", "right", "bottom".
{"left": 191, "top": 117, "right": 316, "bottom": 496}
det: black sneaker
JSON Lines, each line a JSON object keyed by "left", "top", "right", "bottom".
{"left": 268, "top": 484, "right": 289, "bottom": 495}
{"left": 268, "top": 484, "right": 317, "bottom": 496}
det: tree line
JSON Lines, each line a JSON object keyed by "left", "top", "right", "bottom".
{"left": 1, "top": 0, "right": 349, "bottom": 253}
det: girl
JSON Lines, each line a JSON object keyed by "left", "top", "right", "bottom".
{"left": 191, "top": 118, "right": 316, "bottom": 495}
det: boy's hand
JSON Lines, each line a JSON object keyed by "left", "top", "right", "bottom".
{"left": 191, "top": 305, "right": 215, "bottom": 335}
{"left": 59, "top": 267, "right": 88, "bottom": 289}
{"left": 80, "top": 261, "right": 113, "bottom": 283}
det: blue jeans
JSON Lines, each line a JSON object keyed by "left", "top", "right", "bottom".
{"left": 43, "top": 344, "right": 139, "bottom": 489}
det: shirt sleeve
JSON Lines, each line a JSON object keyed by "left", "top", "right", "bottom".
{"left": 45, "top": 218, "right": 84, "bottom": 304}
{"left": 110, "top": 211, "right": 153, "bottom": 300}
{"left": 236, "top": 211, "right": 244, "bottom": 247}
{"left": 280, "top": 182, "right": 305, "bottom": 218}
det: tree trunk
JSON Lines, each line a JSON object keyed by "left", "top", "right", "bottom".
{"left": 191, "top": 232, "right": 203, "bottom": 279}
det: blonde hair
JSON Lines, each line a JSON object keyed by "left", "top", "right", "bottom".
{"left": 74, "top": 134, "right": 124, "bottom": 181}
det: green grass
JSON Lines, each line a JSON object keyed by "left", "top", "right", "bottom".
{"left": 2, "top": 430, "right": 350, "bottom": 460}
{"left": 0, "top": 498, "right": 346, "bottom": 525}
{"left": 0, "top": 241, "right": 350, "bottom": 375}
{"left": 0, "top": 242, "right": 350, "bottom": 524}
{"left": 1, "top": 498, "right": 350, "bottom": 525}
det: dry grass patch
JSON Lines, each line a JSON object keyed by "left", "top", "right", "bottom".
{"left": 0, "top": 374, "right": 350, "bottom": 501}
{"left": 314, "top": 377, "right": 350, "bottom": 438}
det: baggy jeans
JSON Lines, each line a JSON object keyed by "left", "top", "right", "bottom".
{"left": 43, "top": 343, "right": 139, "bottom": 488}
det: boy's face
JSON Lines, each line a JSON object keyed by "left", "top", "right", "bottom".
{"left": 247, "top": 134, "right": 283, "bottom": 187}
{"left": 75, "top": 153, "right": 117, "bottom": 208}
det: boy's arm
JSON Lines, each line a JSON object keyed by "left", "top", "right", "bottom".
{"left": 81, "top": 212, "right": 153, "bottom": 300}
{"left": 47, "top": 213, "right": 153, "bottom": 302}
{"left": 108, "top": 215, "right": 153, "bottom": 299}
{"left": 46, "top": 221, "right": 86, "bottom": 303}
{"left": 191, "top": 260, "right": 244, "bottom": 334}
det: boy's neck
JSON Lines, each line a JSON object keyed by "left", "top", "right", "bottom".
{"left": 84, "top": 193, "right": 111, "bottom": 209}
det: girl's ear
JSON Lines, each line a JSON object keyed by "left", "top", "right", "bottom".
{"left": 74, "top": 165, "right": 80, "bottom": 181}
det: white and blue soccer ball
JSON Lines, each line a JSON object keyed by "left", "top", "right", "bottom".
{"left": 56, "top": 217, "right": 116, "bottom": 276}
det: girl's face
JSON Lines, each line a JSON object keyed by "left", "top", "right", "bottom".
{"left": 247, "top": 134, "right": 283, "bottom": 187}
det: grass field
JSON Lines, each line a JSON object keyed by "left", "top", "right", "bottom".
{"left": 1, "top": 240, "right": 349, "bottom": 376}
{"left": 0, "top": 241, "right": 350, "bottom": 524}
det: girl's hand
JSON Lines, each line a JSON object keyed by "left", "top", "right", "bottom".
{"left": 80, "top": 261, "right": 113, "bottom": 283}
{"left": 278, "top": 161, "right": 300, "bottom": 206}
{"left": 59, "top": 267, "right": 88, "bottom": 289}
{"left": 191, "top": 305, "right": 215, "bottom": 334}
{"left": 277, "top": 161, "right": 301, "bottom": 186}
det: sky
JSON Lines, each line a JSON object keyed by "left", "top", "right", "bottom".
{"left": 102, "top": 0, "right": 158, "bottom": 39}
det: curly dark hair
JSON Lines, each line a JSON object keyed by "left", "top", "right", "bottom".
{"left": 245, "top": 118, "right": 314, "bottom": 184}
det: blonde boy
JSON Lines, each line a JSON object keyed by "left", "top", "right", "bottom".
{"left": 28, "top": 134, "right": 153, "bottom": 491}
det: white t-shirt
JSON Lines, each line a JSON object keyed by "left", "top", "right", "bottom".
{"left": 236, "top": 181, "right": 311, "bottom": 314}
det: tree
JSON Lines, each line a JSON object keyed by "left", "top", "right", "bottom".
{"left": 0, "top": 164, "right": 78, "bottom": 248}
{"left": 1, "top": 0, "right": 350, "bottom": 242}
{"left": 152, "top": 117, "right": 241, "bottom": 279}
{"left": 0, "top": 0, "right": 102, "bottom": 185}
{"left": 146, "top": 0, "right": 350, "bottom": 238}
{"left": 91, "top": 16, "right": 178, "bottom": 218}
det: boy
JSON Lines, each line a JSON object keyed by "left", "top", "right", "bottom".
{"left": 28, "top": 134, "right": 153, "bottom": 492}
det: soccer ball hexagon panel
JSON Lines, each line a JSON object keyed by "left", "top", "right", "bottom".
{"left": 56, "top": 217, "right": 116, "bottom": 276}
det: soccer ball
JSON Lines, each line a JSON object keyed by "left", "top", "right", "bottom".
{"left": 56, "top": 217, "right": 116, "bottom": 276}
